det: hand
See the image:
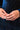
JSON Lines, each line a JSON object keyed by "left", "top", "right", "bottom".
{"left": 0, "top": 8, "right": 8, "bottom": 19}
{"left": 6, "top": 10, "right": 19, "bottom": 21}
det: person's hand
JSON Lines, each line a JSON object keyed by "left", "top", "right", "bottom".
{"left": 19, "top": 12, "right": 20, "bottom": 17}
{"left": 0, "top": 8, "right": 8, "bottom": 19}
{"left": 6, "top": 10, "right": 19, "bottom": 21}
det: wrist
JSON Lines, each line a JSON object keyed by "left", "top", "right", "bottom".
{"left": 19, "top": 12, "right": 20, "bottom": 17}
{"left": 15, "top": 10, "right": 19, "bottom": 17}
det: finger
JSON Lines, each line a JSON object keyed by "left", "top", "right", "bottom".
{"left": 6, "top": 14, "right": 10, "bottom": 17}
{"left": 6, "top": 13, "right": 15, "bottom": 20}
{"left": 1, "top": 15, "right": 6, "bottom": 19}
{"left": 7, "top": 14, "right": 15, "bottom": 19}
{"left": 6, "top": 18, "right": 13, "bottom": 20}
{"left": 2, "top": 9, "right": 7, "bottom": 14}
{"left": 6, "top": 12, "right": 13, "bottom": 17}
{"left": 10, "top": 11, "right": 14, "bottom": 14}
{"left": 0, "top": 14, "right": 6, "bottom": 19}
{"left": 0, "top": 8, "right": 7, "bottom": 14}
{"left": 9, "top": 12, "right": 15, "bottom": 17}
{"left": 1, "top": 12, "right": 6, "bottom": 16}
{"left": 6, "top": 18, "right": 12, "bottom": 20}
{"left": 6, "top": 14, "right": 12, "bottom": 19}
{"left": 6, "top": 11, "right": 14, "bottom": 17}
{"left": 6, "top": 15, "right": 14, "bottom": 20}
{"left": 6, "top": 14, "right": 13, "bottom": 17}
{"left": 6, "top": 14, "right": 15, "bottom": 20}
{"left": 7, "top": 17, "right": 15, "bottom": 21}
{"left": 2, "top": 11, "right": 8, "bottom": 16}
{"left": 10, "top": 12, "right": 13, "bottom": 15}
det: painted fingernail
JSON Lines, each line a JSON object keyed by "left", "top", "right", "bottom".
{"left": 4, "top": 16, "right": 6, "bottom": 19}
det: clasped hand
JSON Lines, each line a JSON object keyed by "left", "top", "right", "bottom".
{"left": 0, "top": 8, "right": 19, "bottom": 21}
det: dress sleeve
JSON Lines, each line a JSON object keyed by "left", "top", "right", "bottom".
{"left": 17, "top": 9, "right": 20, "bottom": 12}
{"left": 2, "top": 0, "right": 7, "bottom": 10}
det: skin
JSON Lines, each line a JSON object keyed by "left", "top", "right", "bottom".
{"left": 6, "top": 10, "right": 19, "bottom": 21}
{"left": 19, "top": 12, "right": 20, "bottom": 17}
{"left": 0, "top": 8, "right": 20, "bottom": 21}
{"left": 0, "top": 8, "right": 8, "bottom": 19}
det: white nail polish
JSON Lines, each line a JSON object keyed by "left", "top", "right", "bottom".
{"left": 4, "top": 16, "right": 6, "bottom": 19}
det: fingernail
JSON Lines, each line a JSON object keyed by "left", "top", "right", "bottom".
{"left": 7, "top": 17, "right": 9, "bottom": 18}
{"left": 4, "top": 16, "right": 6, "bottom": 19}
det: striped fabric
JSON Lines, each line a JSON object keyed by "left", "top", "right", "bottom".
{"left": 2, "top": 0, "right": 20, "bottom": 11}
